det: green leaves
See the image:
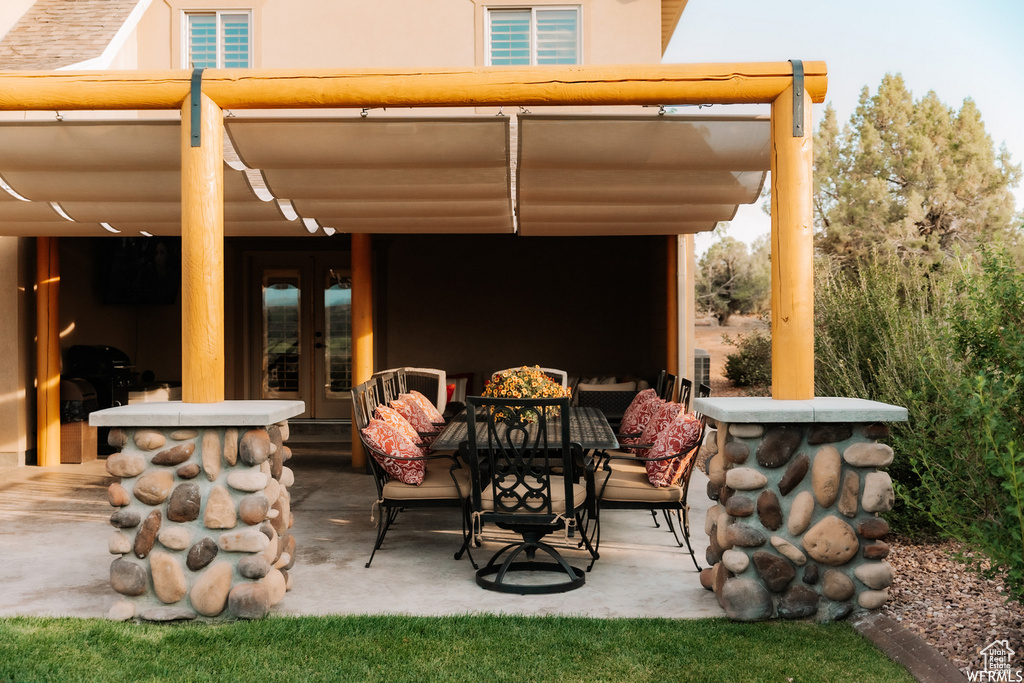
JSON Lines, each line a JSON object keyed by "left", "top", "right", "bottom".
{"left": 723, "top": 328, "right": 771, "bottom": 389}
{"left": 816, "top": 247, "right": 1024, "bottom": 602}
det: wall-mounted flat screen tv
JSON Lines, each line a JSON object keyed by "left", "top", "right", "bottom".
{"left": 96, "top": 237, "right": 181, "bottom": 305}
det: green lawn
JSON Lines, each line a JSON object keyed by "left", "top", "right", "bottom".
{"left": 0, "top": 615, "right": 913, "bottom": 683}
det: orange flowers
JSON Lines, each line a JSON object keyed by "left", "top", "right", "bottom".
{"left": 482, "top": 366, "right": 570, "bottom": 422}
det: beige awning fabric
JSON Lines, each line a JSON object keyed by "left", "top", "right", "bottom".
{"left": 0, "top": 113, "right": 768, "bottom": 238}
{"left": 515, "top": 115, "right": 769, "bottom": 236}
{"left": 225, "top": 117, "right": 514, "bottom": 234}
{"left": 0, "top": 120, "right": 303, "bottom": 236}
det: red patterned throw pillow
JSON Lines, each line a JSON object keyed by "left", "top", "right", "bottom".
{"left": 360, "top": 419, "right": 426, "bottom": 485}
{"left": 633, "top": 401, "right": 683, "bottom": 455}
{"left": 404, "top": 390, "right": 445, "bottom": 423}
{"left": 619, "top": 388, "right": 661, "bottom": 448}
{"left": 374, "top": 405, "right": 421, "bottom": 445}
{"left": 390, "top": 399, "right": 438, "bottom": 434}
{"left": 646, "top": 411, "right": 703, "bottom": 488}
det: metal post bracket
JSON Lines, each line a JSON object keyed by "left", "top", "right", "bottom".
{"left": 789, "top": 59, "right": 804, "bottom": 137}
{"left": 190, "top": 67, "right": 204, "bottom": 147}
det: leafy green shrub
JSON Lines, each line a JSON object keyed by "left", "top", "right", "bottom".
{"left": 815, "top": 248, "right": 1024, "bottom": 601}
{"left": 910, "top": 251, "right": 1024, "bottom": 601}
{"left": 814, "top": 252, "right": 966, "bottom": 535}
{"left": 723, "top": 328, "right": 772, "bottom": 389}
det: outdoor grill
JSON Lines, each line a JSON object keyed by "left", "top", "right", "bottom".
{"left": 65, "top": 345, "right": 135, "bottom": 410}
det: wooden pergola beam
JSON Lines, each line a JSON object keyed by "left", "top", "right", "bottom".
{"left": 0, "top": 62, "right": 827, "bottom": 111}
{"left": 16, "top": 61, "right": 822, "bottom": 460}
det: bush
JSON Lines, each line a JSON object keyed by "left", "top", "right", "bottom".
{"left": 815, "top": 248, "right": 1024, "bottom": 602}
{"left": 814, "top": 252, "right": 966, "bottom": 535}
{"left": 912, "top": 251, "right": 1024, "bottom": 601}
{"left": 723, "top": 328, "right": 772, "bottom": 389}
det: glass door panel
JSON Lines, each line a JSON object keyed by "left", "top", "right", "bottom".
{"left": 249, "top": 254, "right": 352, "bottom": 420}
{"left": 261, "top": 269, "right": 307, "bottom": 404}
{"left": 312, "top": 259, "right": 352, "bottom": 418}
{"left": 323, "top": 270, "right": 352, "bottom": 397}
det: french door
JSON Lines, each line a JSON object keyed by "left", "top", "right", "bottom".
{"left": 248, "top": 253, "right": 352, "bottom": 419}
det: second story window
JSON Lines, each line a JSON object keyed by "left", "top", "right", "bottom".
{"left": 185, "top": 11, "right": 251, "bottom": 68}
{"left": 487, "top": 7, "right": 579, "bottom": 65}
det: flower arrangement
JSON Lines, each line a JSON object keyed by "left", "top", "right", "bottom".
{"left": 481, "top": 365, "right": 571, "bottom": 423}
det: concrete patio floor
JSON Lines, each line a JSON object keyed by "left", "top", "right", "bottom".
{"left": 0, "top": 446, "right": 723, "bottom": 620}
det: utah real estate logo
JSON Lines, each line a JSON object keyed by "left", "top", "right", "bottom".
{"left": 968, "top": 640, "right": 1023, "bottom": 682}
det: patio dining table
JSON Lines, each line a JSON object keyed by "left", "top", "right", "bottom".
{"left": 430, "top": 405, "right": 619, "bottom": 452}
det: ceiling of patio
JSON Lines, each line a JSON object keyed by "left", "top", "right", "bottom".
{"left": 0, "top": 114, "right": 769, "bottom": 238}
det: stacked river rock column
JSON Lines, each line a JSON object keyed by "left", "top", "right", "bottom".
{"left": 104, "top": 422, "right": 295, "bottom": 621}
{"left": 700, "top": 422, "right": 895, "bottom": 622}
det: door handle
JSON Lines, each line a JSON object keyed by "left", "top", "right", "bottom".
{"left": 315, "top": 342, "right": 325, "bottom": 349}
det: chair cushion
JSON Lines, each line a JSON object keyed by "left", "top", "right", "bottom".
{"left": 618, "top": 389, "right": 661, "bottom": 448}
{"left": 481, "top": 476, "right": 586, "bottom": 515}
{"left": 406, "top": 390, "right": 445, "bottom": 423}
{"left": 361, "top": 419, "right": 426, "bottom": 485}
{"left": 383, "top": 464, "right": 471, "bottom": 501}
{"left": 373, "top": 405, "right": 421, "bottom": 445}
{"left": 606, "top": 452, "right": 648, "bottom": 475}
{"left": 647, "top": 412, "right": 703, "bottom": 488}
{"left": 597, "top": 468, "right": 684, "bottom": 503}
{"left": 390, "top": 398, "right": 438, "bottom": 434}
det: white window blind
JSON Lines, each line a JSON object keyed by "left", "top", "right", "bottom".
{"left": 488, "top": 7, "right": 579, "bottom": 66}
{"left": 535, "top": 9, "right": 577, "bottom": 64}
{"left": 186, "top": 11, "right": 251, "bottom": 68}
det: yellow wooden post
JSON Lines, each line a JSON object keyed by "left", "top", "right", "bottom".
{"left": 667, "top": 235, "right": 679, "bottom": 382}
{"left": 180, "top": 91, "right": 225, "bottom": 403}
{"left": 770, "top": 83, "right": 815, "bottom": 400}
{"left": 35, "top": 236, "right": 60, "bottom": 466}
{"left": 350, "top": 233, "right": 373, "bottom": 470}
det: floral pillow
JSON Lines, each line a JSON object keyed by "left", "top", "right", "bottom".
{"left": 646, "top": 412, "right": 703, "bottom": 488}
{"left": 360, "top": 419, "right": 426, "bottom": 485}
{"left": 404, "top": 390, "right": 445, "bottom": 423}
{"left": 618, "top": 389, "right": 661, "bottom": 448}
{"left": 633, "top": 401, "right": 683, "bottom": 455}
{"left": 390, "top": 399, "right": 438, "bottom": 434}
{"left": 374, "top": 405, "right": 421, "bottom": 445}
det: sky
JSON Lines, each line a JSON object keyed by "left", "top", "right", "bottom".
{"left": 663, "top": 0, "right": 1024, "bottom": 256}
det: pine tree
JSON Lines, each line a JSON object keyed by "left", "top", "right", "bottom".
{"left": 813, "top": 74, "right": 1021, "bottom": 266}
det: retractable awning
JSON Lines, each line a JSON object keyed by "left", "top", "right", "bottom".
{"left": 225, "top": 117, "right": 514, "bottom": 234}
{"left": 0, "top": 113, "right": 768, "bottom": 237}
{"left": 517, "top": 115, "right": 769, "bottom": 236}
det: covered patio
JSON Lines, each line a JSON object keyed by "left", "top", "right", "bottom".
{"left": 0, "top": 446, "right": 721, "bottom": 619}
{"left": 0, "top": 62, "right": 914, "bottom": 627}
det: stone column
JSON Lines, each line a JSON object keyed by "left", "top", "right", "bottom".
{"left": 693, "top": 397, "right": 907, "bottom": 622}
{"left": 91, "top": 400, "right": 303, "bottom": 622}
